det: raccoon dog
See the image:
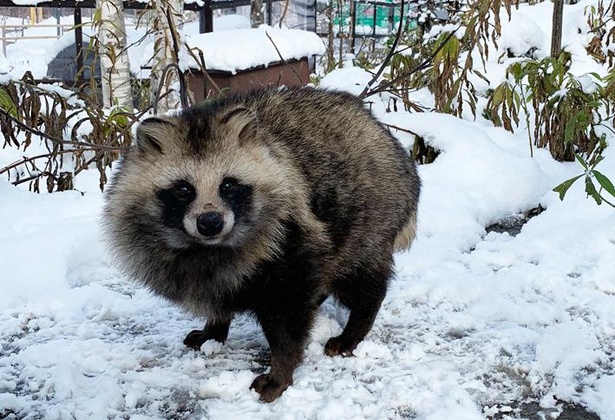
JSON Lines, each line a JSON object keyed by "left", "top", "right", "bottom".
{"left": 103, "top": 87, "right": 420, "bottom": 402}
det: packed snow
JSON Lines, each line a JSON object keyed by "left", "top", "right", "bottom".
{"left": 2, "top": 0, "right": 615, "bottom": 419}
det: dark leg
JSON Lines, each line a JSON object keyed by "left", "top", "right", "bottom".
{"left": 183, "top": 317, "right": 232, "bottom": 350}
{"left": 325, "top": 263, "right": 391, "bottom": 357}
{"left": 250, "top": 301, "right": 316, "bottom": 402}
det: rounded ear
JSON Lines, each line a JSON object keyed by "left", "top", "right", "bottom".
{"left": 135, "top": 117, "right": 178, "bottom": 155}
{"left": 217, "top": 106, "right": 257, "bottom": 143}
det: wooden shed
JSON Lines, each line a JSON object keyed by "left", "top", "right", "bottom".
{"left": 181, "top": 26, "right": 324, "bottom": 100}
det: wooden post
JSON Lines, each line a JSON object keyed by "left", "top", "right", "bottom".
{"left": 266, "top": 0, "right": 273, "bottom": 26}
{"left": 201, "top": 0, "right": 213, "bottom": 33}
{"left": 74, "top": 7, "right": 84, "bottom": 86}
{"left": 54, "top": 8, "right": 61, "bottom": 37}
{"left": 349, "top": 0, "right": 356, "bottom": 54}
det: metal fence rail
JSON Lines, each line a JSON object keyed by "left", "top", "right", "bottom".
{"left": 1, "top": 23, "right": 74, "bottom": 55}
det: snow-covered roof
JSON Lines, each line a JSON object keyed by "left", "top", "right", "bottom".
{"left": 181, "top": 26, "right": 325, "bottom": 74}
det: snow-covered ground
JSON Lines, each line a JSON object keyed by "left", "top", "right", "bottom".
{"left": 2, "top": 1, "right": 615, "bottom": 419}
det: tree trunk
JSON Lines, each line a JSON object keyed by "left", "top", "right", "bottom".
{"left": 551, "top": 0, "right": 564, "bottom": 58}
{"left": 97, "top": 0, "right": 133, "bottom": 110}
{"left": 151, "top": 0, "right": 184, "bottom": 114}
{"left": 348, "top": 0, "right": 356, "bottom": 55}
{"left": 251, "top": 0, "right": 264, "bottom": 27}
{"left": 326, "top": 0, "right": 335, "bottom": 71}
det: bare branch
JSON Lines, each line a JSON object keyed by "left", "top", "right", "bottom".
{"left": 0, "top": 107, "right": 125, "bottom": 151}
{"left": 360, "top": 0, "right": 406, "bottom": 98}
{"left": 166, "top": 6, "right": 190, "bottom": 109}
{"left": 0, "top": 148, "right": 107, "bottom": 178}
{"left": 382, "top": 122, "right": 419, "bottom": 136}
{"left": 361, "top": 29, "right": 459, "bottom": 99}
{"left": 278, "top": 0, "right": 291, "bottom": 28}
{"left": 265, "top": 31, "right": 303, "bottom": 84}
{"left": 183, "top": 46, "right": 223, "bottom": 98}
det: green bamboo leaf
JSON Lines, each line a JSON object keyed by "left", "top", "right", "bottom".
{"left": 508, "top": 62, "right": 523, "bottom": 81}
{"left": 108, "top": 108, "right": 129, "bottom": 128}
{"left": 553, "top": 174, "right": 584, "bottom": 200}
{"left": 575, "top": 154, "right": 589, "bottom": 170}
{"left": 92, "top": 8, "right": 102, "bottom": 25}
{"left": 0, "top": 87, "right": 17, "bottom": 118}
{"left": 592, "top": 170, "right": 615, "bottom": 198}
{"left": 492, "top": 85, "right": 505, "bottom": 105}
{"left": 585, "top": 176, "right": 602, "bottom": 205}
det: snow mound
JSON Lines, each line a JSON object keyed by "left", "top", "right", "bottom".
{"left": 499, "top": 12, "right": 548, "bottom": 58}
{"left": 320, "top": 65, "right": 373, "bottom": 95}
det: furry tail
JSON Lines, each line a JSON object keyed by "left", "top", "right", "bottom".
{"left": 394, "top": 213, "right": 417, "bottom": 252}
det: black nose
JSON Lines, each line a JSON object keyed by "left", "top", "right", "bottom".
{"left": 196, "top": 212, "right": 224, "bottom": 237}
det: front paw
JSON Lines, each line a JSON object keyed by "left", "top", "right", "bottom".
{"left": 250, "top": 373, "right": 291, "bottom": 402}
{"left": 183, "top": 329, "right": 208, "bottom": 350}
{"left": 324, "top": 335, "right": 356, "bottom": 357}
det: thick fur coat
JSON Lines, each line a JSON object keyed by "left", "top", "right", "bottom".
{"left": 102, "top": 87, "right": 420, "bottom": 402}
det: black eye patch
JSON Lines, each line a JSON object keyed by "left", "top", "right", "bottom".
{"left": 218, "top": 177, "right": 252, "bottom": 220}
{"left": 219, "top": 177, "right": 240, "bottom": 197}
{"left": 172, "top": 181, "right": 196, "bottom": 202}
{"left": 156, "top": 180, "right": 196, "bottom": 230}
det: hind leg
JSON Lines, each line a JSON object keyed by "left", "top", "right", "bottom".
{"left": 184, "top": 316, "right": 232, "bottom": 350}
{"left": 325, "top": 263, "right": 391, "bottom": 357}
